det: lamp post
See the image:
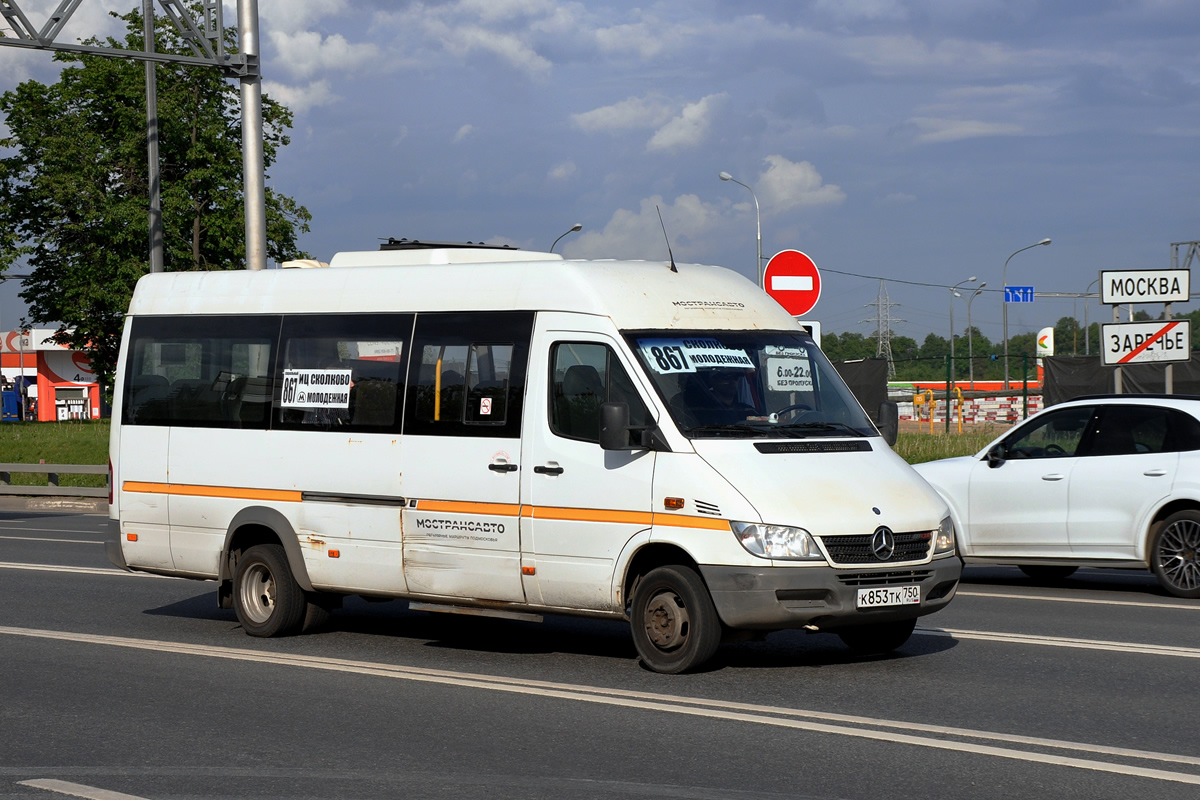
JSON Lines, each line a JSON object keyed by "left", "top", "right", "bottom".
{"left": 550, "top": 222, "right": 582, "bottom": 253}
{"left": 949, "top": 277, "right": 977, "bottom": 387}
{"left": 1083, "top": 277, "right": 1099, "bottom": 355}
{"left": 1002, "top": 238, "right": 1052, "bottom": 389}
{"left": 719, "top": 171, "right": 762, "bottom": 288}
{"left": 967, "top": 283, "right": 986, "bottom": 390}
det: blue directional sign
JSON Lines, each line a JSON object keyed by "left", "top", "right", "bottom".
{"left": 1005, "top": 285, "right": 1035, "bottom": 303}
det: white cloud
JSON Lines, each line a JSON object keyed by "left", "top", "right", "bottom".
{"left": 571, "top": 95, "right": 674, "bottom": 133}
{"left": 548, "top": 161, "right": 576, "bottom": 180}
{"left": 755, "top": 155, "right": 846, "bottom": 211}
{"left": 564, "top": 194, "right": 726, "bottom": 261}
{"left": 453, "top": 0, "right": 560, "bottom": 24}
{"left": 269, "top": 30, "right": 380, "bottom": 79}
{"left": 422, "top": 19, "right": 551, "bottom": 75}
{"left": 594, "top": 23, "right": 666, "bottom": 59}
{"left": 454, "top": 124, "right": 474, "bottom": 143}
{"left": 908, "top": 117, "right": 1024, "bottom": 143}
{"left": 263, "top": 80, "right": 336, "bottom": 113}
{"left": 646, "top": 93, "right": 727, "bottom": 153}
{"left": 256, "top": 0, "right": 346, "bottom": 35}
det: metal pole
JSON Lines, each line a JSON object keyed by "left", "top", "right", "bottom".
{"left": 1002, "top": 239, "right": 1051, "bottom": 390}
{"left": 239, "top": 0, "right": 267, "bottom": 270}
{"left": 1166, "top": 301, "right": 1174, "bottom": 394}
{"left": 967, "top": 283, "right": 986, "bottom": 391}
{"left": 144, "top": 0, "right": 163, "bottom": 273}
{"left": 719, "top": 172, "right": 762, "bottom": 287}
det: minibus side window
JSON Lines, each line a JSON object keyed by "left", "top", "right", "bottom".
{"left": 122, "top": 315, "right": 281, "bottom": 428}
{"left": 274, "top": 314, "right": 414, "bottom": 433}
{"left": 550, "top": 342, "right": 649, "bottom": 444}
{"left": 403, "top": 311, "right": 533, "bottom": 438}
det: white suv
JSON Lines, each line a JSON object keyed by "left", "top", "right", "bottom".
{"left": 913, "top": 395, "right": 1200, "bottom": 598}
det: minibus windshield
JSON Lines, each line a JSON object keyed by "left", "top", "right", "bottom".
{"left": 625, "top": 329, "right": 877, "bottom": 439}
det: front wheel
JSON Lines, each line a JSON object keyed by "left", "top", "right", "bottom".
{"left": 234, "top": 544, "right": 307, "bottom": 637}
{"left": 1152, "top": 511, "right": 1200, "bottom": 598}
{"left": 836, "top": 618, "right": 916, "bottom": 656}
{"left": 630, "top": 566, "right": 722, "bottom": 674}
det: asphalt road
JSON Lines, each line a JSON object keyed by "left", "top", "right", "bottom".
{"left": 2, "top": 507, "right": 1199, "bottom": 799}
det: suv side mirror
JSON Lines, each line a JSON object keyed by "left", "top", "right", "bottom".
{"left": 987, "top": 445, "right": 1005, "bottom": 468}
{"left": 877, "top": 401, "right": 899, "bottom": 447}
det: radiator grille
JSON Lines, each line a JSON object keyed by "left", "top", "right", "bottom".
{"left": 819, "top": 531, "right": 932, "bottom": 564}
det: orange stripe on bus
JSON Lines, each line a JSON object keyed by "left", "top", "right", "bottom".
{"left": 527, "top": 506, "right": 654, "bottom": 526}
{"left": 416, "top": 499, "right": 522, "bottom": 517}
{"left": 122, "top": 481, "right": 302, "bottom": 503}
{"left": 652, "top": 514, "right": 732, "bottom": 531}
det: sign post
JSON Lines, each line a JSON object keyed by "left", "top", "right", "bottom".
{"left": 1099, "top": 269, "right": 1191, "bottom": 393}
{"left": 763, "top": 250, "right": 822, "bottom": 317}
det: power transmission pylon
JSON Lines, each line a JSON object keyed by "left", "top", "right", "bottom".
{"left": 863, "top": 280, "right": 904, "bottom": 379}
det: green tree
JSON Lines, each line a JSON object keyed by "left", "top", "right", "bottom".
{"left": 0, "top": 5, "right": 311, "bottom": 395}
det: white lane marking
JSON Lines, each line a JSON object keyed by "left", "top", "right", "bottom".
{"left": 2, "top": 626, "right": 1199, "bottom": 785}
{"left": 19, "top": 779, "right": 151, "bottom": 800}
{"left": 921, "top": 627, "right": 1200, "bottom": 658}
{"left": 0, "top": 535, "right": 100, "bottom": 544}
{"left": 0, "top": 562, "right": 174, "bottom": 579}
{"left": 957, "top": 590, "right": 1198, "bottom": 611}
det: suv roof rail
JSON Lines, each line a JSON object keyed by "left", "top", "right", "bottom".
{"left": 379, "top": 238, "right": 520, "bottom": 252}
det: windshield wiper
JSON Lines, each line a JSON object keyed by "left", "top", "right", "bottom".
{"left": 774, "top": 421, "right": 869, "bottom": 437}
{"left": 679, "top": 423, "right": 775, "bottom": 438}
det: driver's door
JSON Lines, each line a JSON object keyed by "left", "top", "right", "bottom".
{"left": 966, "top": 405, "right": 1095, "bottom": 556}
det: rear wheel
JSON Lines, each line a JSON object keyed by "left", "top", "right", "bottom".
{"left": 234, "top": 544, "right": 307, "bottom": 637}
{"left": 630, "top": 565, "right": 722, "bottom": 674}
{"left": 1018, "top": 565, "right": 1078, "bottom": 581}
{"left": 1152, "top": 511, "right": 1200, "bottom": 599}
{"left": 837, "top": 618, "right": 916, "bottom": 656}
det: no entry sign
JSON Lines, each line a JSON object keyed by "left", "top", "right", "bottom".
{"left": 764, "top": 250, "right": 822, "bottom": 317}
{"left": 1101, "top": 320, "right": 1191, "bottom": 365}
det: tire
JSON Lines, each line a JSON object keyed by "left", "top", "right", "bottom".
{"left": 837, "top": 618, "right": 916, "bottom": 656}
{"left": 630, "top": 565, "right": 722, "bottom": 674}
{"left": 233, "top": 544, "right": 307, "bottom": 637}
{"left": 1018, "top": 565, "right": 1079, "bottom": 581}
{"left": 1151, "top": 511, "right": 1200, "bottom": 599}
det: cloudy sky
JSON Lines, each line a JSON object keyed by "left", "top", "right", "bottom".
{"left": 2, "top": 0, "right": 1199, "bottom": 351}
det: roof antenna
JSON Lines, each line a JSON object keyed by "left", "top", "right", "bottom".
{"left": 656, "top": 205, "right": 678, "bottom": 273}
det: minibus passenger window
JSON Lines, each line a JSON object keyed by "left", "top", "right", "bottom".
{"left": 403, "top": 311, "right": 533, "bottom": 439}
{"left": 122, "top": 315, "right": 280, "bottom": 429}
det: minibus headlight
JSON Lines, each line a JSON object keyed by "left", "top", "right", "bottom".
{"left": 934, "top": 515, "right": 956, "bottom": 554}
{"left": 732, "top": 521, "right": 825, "bottom": 561}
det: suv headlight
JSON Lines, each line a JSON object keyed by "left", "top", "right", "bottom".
{"left": 934, "top": 515, "right": 956, "bottom": 555}
{"left": 732, "top": 521, "right": 826, "bottom": 561}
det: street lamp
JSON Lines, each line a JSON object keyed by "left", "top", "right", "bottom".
{"left": 1002, "top": 238, "right": 1052, "bottom": 389}
{"left": 550, "top": 222, "right": 582, "bottom": 253}
{"left": 1083, "top": 277, "right": 1099, "bottom": 355}
{"left": 719, "top": 171, "right": 762, "bottom": 288}
{"left": 967, "top": 283, "right": 987, "bottom": 389}
{"left": 949, "top": 277, "right": 977, "bottom": 387}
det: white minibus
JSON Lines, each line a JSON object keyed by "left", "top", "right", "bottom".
{"left": 107, "top": 241, "right": 961, "bottom": 673}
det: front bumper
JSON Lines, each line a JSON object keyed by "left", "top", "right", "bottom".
{"left": 699, "top": 554, "right": 961, "bottom": 631}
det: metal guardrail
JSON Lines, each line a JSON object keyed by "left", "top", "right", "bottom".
{"left": 0, "top": 463, "right": 108, "bottom": 498}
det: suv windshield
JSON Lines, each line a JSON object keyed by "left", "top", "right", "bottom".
{"left": 624, "top": 330, "right": 877, "bottom": 439}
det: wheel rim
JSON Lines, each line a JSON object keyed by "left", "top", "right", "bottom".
{"left": 239, "top": 562, "right": 277, "bottom": 624}
{"left": 643, "top": 589, "right": 690, "bottom": 651}
{"left": 1158, "top": 519, "right": 1200, "bottom": 592}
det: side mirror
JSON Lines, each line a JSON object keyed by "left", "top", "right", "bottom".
{"left": 600, "top": 402, "right": 635, "bottom": 451}
{"left": 877, "top": 401, "right": 899, "bottom": 447}
{"left": 987, "top": 445, "right": 1005, "bottom": 468}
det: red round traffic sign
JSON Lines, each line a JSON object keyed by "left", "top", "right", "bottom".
{"left": 763, "top": 250, "right": 821, "bottom": 316}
